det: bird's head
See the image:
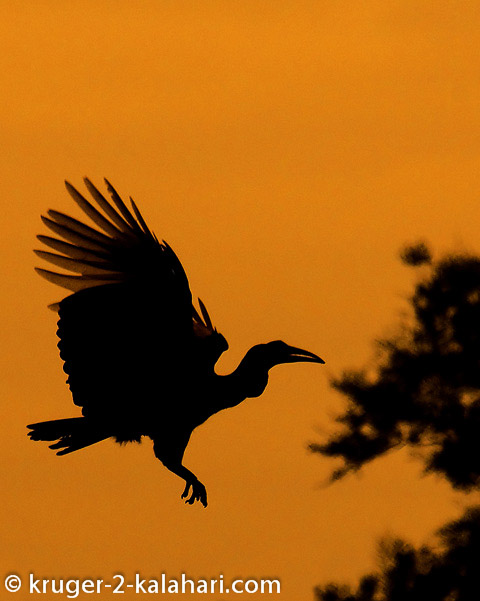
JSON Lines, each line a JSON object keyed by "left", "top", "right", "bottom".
{"left": 250, "top": 340, "right": 324, "bottom": 370}
{"left": 235, "top": 340, "right": 324, "bottom": 399}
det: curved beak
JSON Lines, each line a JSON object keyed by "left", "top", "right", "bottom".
{"left": 285, "top": 345, "right": 325, "bottom": 364}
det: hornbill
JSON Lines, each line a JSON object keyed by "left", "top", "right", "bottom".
{"left": 28, "top": 179, "right": 324, "bottom": 507}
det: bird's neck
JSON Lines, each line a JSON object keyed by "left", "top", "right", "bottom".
{"left": 215, "top": 352, "right": 270, "bottom": 411}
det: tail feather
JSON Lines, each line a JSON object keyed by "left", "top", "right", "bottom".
{"left": 27, "top": 417, "right": 108, "bottom": 455}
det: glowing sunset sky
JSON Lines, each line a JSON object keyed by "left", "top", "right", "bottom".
{"left": 2, "top": 2, "right": 479, "bottom": 599}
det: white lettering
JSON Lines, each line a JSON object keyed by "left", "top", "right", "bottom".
{"left": 29, "top": 575, "right": 41, "bottom": 594}
{"left": 232, "top": 579, "right": 243, "bottom": 593}
{"left": 65, "top": 579, "right": 80, "bottom": 599}
{"left": 181, "top": 574, "right": 195, "bottom": 593}
{"left": 113, "top": 574, "right": 124, "bottom": 594}
{"left": 261, "top": 579, "right": 281, "bottom": 594}
{"left": 135, "top": 574, "right": 147, "bottom": 594}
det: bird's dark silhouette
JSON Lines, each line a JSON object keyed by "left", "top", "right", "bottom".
{"left": 28, "top": 179, "right": 324, "bottom": 506}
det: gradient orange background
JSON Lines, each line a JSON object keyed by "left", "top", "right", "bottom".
{"left": 2, "top": 2, "right": 479, "bottom": 600}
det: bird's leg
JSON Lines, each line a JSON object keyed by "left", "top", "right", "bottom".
{"left": 176, "top": 466, "right": 207, "bottom": 507}
{"left": 153, "top": 436, "right": 208, "bottom": 507}
{"left": 168, "top": 464, "right": 207, "bottom": 507}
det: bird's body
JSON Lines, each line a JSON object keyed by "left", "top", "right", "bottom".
{"left": 28, "top": 179, "right": 324, "bottom": 506}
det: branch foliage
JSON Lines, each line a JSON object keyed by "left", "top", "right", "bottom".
{"left": 312, "top": 244, "right": 480, "bottom": 490}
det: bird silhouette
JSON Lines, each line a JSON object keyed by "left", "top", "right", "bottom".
{"left": 28, "top": 179, "right": 324, "bottom": 506}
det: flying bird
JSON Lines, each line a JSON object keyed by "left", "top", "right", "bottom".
{"left": 28, "top": 179, "right": 324, "bottom": 507}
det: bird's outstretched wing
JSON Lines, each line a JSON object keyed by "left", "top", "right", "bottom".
{"left": 35, "top": 179, "right": 227, "bottom": 424}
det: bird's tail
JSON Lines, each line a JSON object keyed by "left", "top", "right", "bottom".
{"left": 27, "top": 417, "right": 108, "bottom": 455}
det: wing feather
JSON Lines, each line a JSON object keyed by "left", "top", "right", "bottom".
{"left": 130, "top": 197, "right": 155, "bottom": 240}
{"left": 40, "top": 216, "right": 112, "bottom": 253}
{"left": 35, "top": 179, "right": 228, "bottom": 421}
{"left": 37, "top": 235, "right": 112, "bottom": 261}
{"left": 83, "top": 178, "right": 134, "bottom": 235}
{"left": 104, "top": 178, "right": 144, "bottom": 234}
{"left": 34, "top": 250, "right": 118, "bottom": 275}
{"left": 46, "top": 210, "right": 115, "bottom": 246}
{"left": 198, "top": 298, "right": 213, "bottom": 330}
{"left": 65, "top": 181, "right": 128, "bottom": 239}
{"left": 35, "top": 268, "right": 124, "bottom": 292}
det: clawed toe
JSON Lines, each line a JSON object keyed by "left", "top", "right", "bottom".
{"left": 181, "top": 479, "right": 207, "bottom": 507}
{"left": 181, "top": 482, "right": 191, "bottom": 500}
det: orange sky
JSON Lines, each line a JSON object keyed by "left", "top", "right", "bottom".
{"left": 2, "top": 2, "right": 480, "bottom": 600}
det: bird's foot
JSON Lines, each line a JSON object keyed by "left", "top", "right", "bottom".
{"left": 181, "top": 479, "right": 207, "bottom": 507}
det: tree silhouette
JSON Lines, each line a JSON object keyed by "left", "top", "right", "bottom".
{"left": 311, "top": 243, "right": 480, "bottom": 490}
{"left": 313, "top": 243, "right": 480, "bottom": 600}
{"left": 315, "top": 506, "right": 480, "bottom": 601}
